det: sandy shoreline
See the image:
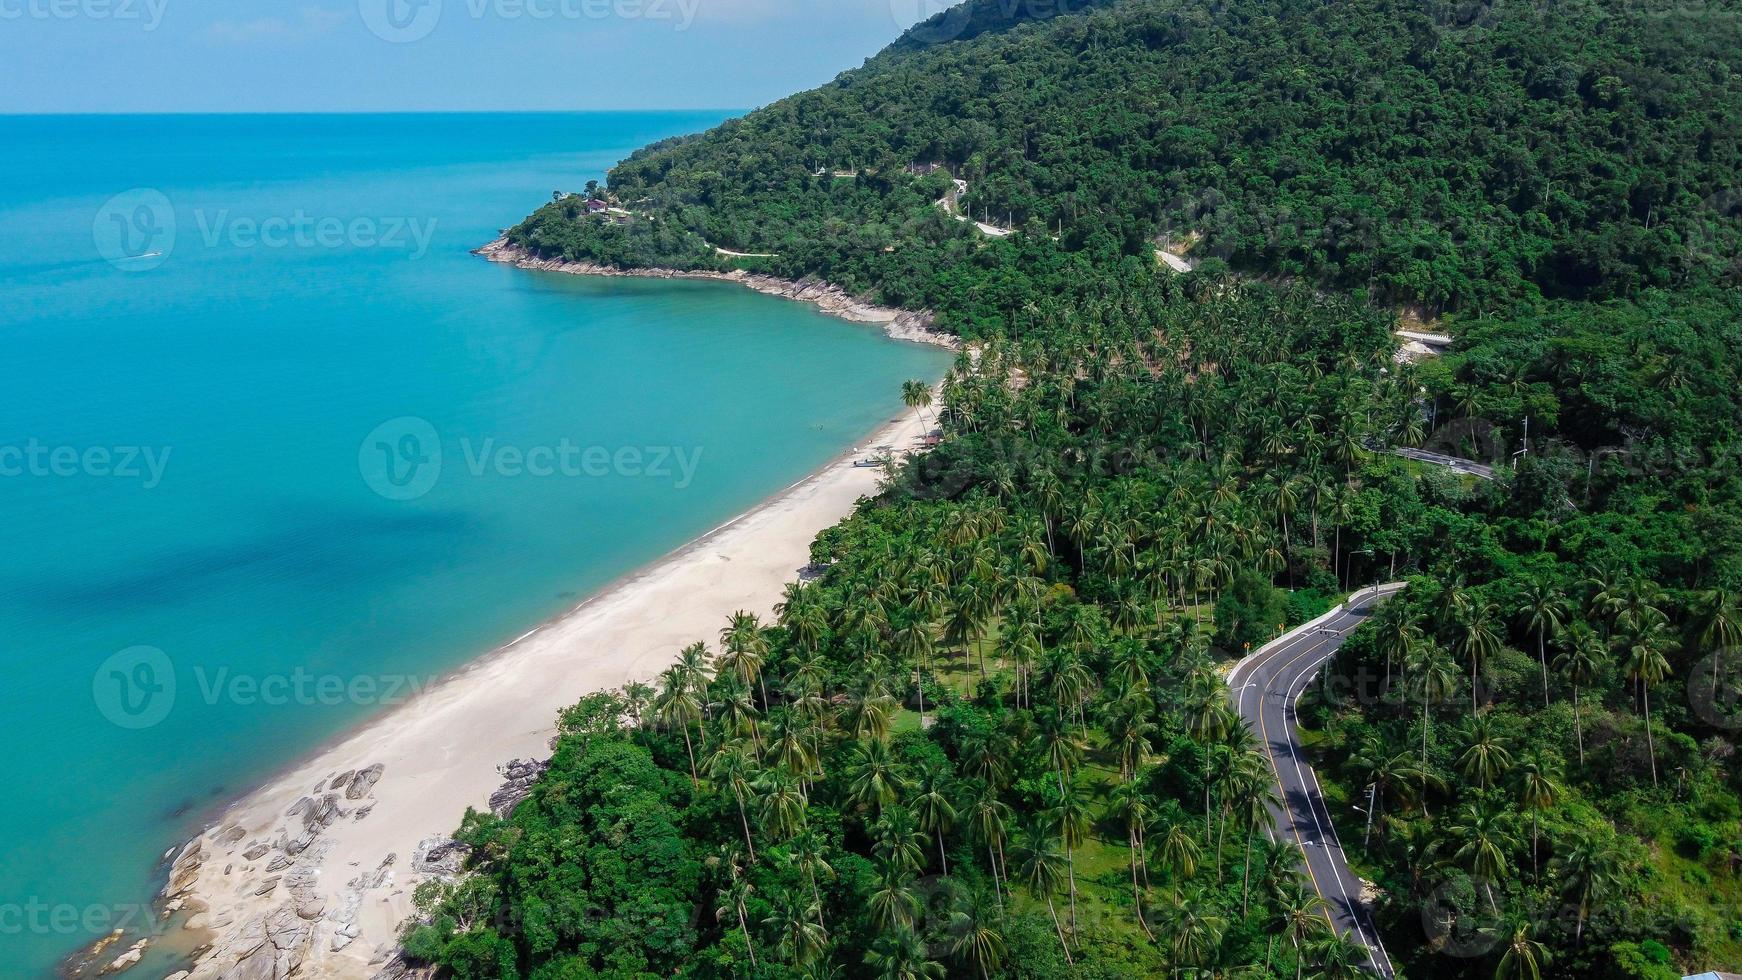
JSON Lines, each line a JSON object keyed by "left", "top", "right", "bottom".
{"left": 131, "top": 248, "right": 953, "bottom": 980}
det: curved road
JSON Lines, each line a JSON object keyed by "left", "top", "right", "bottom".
{"left": 1227, "top": 583, "right": 1407, "bottom": 977}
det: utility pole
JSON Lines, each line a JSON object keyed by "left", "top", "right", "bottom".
{"left": 1361, "top": 783, "right": 1377, "bottom": 849}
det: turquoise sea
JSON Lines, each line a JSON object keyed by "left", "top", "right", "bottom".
{"left": 0, "top": 113, "right": 949, "bottom": 977}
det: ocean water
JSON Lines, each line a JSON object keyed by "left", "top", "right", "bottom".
{"left": 0, "top": 113, "right": 949, "bottom": 977}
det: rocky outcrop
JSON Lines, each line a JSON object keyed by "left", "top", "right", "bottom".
{"left": 488, "top": 758, "right": 545, "bottom": 816}
{"left": 474, "top": 239, "right": 957, "bottom": 351}
{"left": 156, "top": 760, "right": 391, "bottom": 979}
{"left": 411, "top": 837, "right": 469, "bottom": 878}
{"left": 217, "top": 906, "right": 312, "bottom": 980}
{"left": 345, "top": 764, "right": 385, "bottom": 800}
{"left": 163, "top": 838, "right": 206, "bottom": 900}
{"left": 368, "top": 952, "right": 437, "bottom": 980}
{"left": 97, "top": 938, "right": 148, "bottom": 975}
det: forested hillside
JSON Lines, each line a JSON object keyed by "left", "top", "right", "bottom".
{"left": 421, "top": 1, "right": 1742, "bottom": 977}
{"left": 510, "top": 0, "right": 1741, "bottom": 320}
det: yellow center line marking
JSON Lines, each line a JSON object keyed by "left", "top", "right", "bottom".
{"left": 1250, "top": 627, "right": 1343, "bottom": 931}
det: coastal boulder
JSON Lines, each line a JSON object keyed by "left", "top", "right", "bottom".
{"left": 411, "top": 836, "right": 469, "bottom": 877}
{"left": 488, "top": 758, "right": 545, "bottom": 816}
{"left": 98, "top": 938, "right": 148, "bottom": 975}
{"left": 163, "top": 838, "right": 205, "bottom": 898}
{"left": 345, "top": 763, "right": 385, "bottom": 800}
{"left": 218, "top": 906, "right": 311, "bottom": 980}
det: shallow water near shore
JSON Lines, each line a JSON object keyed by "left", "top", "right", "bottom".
{"left": 0, "top": 113, "right": 949, "bottom": 978}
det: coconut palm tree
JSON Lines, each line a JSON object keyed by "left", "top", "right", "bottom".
{"left": 1450, "top": 600, "right": 1504, "bottom": 712}
{"left": 654, "top": 666, "right": 704, "bottom": 788}
{"left": 872, "top": 806, "right": 928, "bottom": 875}
{"left": 1494, "top": 920, "right": 1551, "bottom": 980}
{"left": 1015, "top": 821, "right": 1074, "bottom": 963}
{"left": 719, "top": 610, "right": 771, "bottom": 706}
{"left": 1107, "top": 779, "right": 1156, "bottom": 937}
{"left": 901, "top": 378, "right": 935, "bottom": 426}
{"left": 1159, "top": 887, "right": 1227, "bottom": 976}
{"left": 783, "top": 828, "right": 836, "bottom": 932}
{"left": 865, "top": 925, "right": 944, "bottom": 980}
{"left": 912, "top": 762, "right": 958, "bottom": 875}
{"left": 846, "top": 737, "right": 909, "bottom": 812}
{"left": 706, "top": 739, "right": 761, "bottom": 861}
{"left": 1457, "top": 712, "right": 1515, "bottom": 789}
{"left": 1517, "top": 578, "right": 1568, "bottom": 707}
{"left": 1503, "top": 749, "right": 1552, "bottom": 877}
{"left": 1441, "top": 800, "right": 1518, "bottom": 909}
{"left": 763, "top": 888, "right": 826, "bottom": 968}
{"left": 1407, "top": 643, "right": 1460, "bottom": 767}
{"left": 866, "top": 860, "right": 920, "bottom": 931}
{"left": 757, "top": 768, "right": 809, "bottom": 844}
{"left": 840, "top": 676, "right": 896, "bottom": 744}
{"left": 1350, "top": 734, "right": 1443, "bottom": 846}
{"left": 1229, "top": 761, "right": 1278, "bottom": 915}
{"left": 1553, "top": 624, "right": 1605, "bottom": 766}
{"left": 945, "top": 890, "right": 1007, "bottom": 980}
{"left": 893, "top": 615, "right": 937, "bottom": 728}
{"left": 1158, "top": 820, "right": 1201, "bottom": 882}
{"left": 968, "top": 786, "right": 1013, "bottom": 907}
{"left": 713, "top": 853, "right": 758, "bottom": 969}
{"left": 958, "top": 729, "right": 1015, "bottom": 791}
{"left": 1617, "top": 618, "right": 1677, "bottom": 786}
{"left": 1551, "top": 834, "right": 1624, "bottom": 946}
{"left": 1033, "top": 712, "right": 1085, "bottom": 796}
{"left": 1276, "top": 879, "right": 1330, "bottom": 980}
{"left": 1049, "top": 788, "right": 1092, "bottom": 938}
{"left": 1695, "top": 586, "right": 1741, "bottom": 714}
{"left": 1307, "top": 932, "right": 1370, "bottom": 980}
{"left": 768, "top": 713, "right": 819, "bottom": 787}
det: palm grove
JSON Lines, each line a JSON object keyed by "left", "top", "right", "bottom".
{"left": 413, "top": 0, "right": 1742, "bottom": 977}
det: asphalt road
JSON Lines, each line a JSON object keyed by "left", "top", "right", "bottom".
{"left": 1391, "top": 446, "right": 1496, "bottom": 480}
{"left": 1228, "top": 584, "right": 1407, "bottom": 977}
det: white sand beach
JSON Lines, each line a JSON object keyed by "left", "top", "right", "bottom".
{"left": 158, "top": 400, "right": 940, "bottom": 979}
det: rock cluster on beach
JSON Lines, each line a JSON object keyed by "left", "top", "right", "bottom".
{"left": 150, "top": 763, "right": 403, "bottom": 979}
{"left": 487, "top": 757, "right": 546, "bottom": 816}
